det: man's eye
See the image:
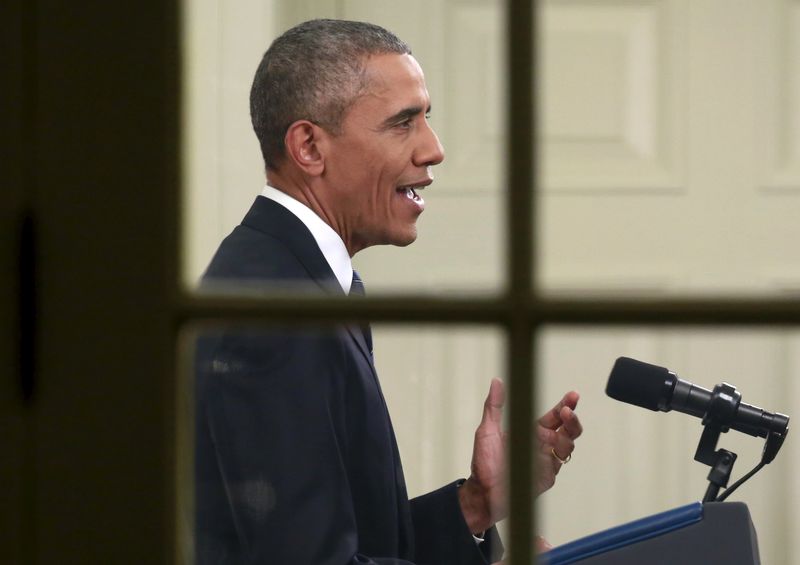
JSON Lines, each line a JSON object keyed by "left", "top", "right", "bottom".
{"left": 425, "top": 113, "right": 431, "bottom": 120}
{"left": 396, "top": 119, "right": 413, "bottom": 129}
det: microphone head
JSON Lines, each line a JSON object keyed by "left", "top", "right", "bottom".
{"left": 606, "top": 357, "right": 675, "bottom": 411}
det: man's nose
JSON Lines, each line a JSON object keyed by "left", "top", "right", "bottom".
{"left": 414, "top": 121, "right": 445, "bottom": 167}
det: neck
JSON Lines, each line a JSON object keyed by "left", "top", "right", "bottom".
{"left": 266, "top": 170, "right": 360, "bottom": 257}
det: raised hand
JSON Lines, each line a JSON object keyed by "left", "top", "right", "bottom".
{"left": 459, "top": 378, "right": 507, "bottom": 533}
{"left": 459, "top": 381, "right": 583, "bottom": 534}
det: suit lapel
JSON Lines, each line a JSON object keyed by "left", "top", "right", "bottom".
{"left": 242, "top": 196, "right": 377, "bottom": 368}
{"left": 240, "top": 196, "right": 343, "bottom": 295}
{"left": 345, "top": 325, "right": 375, "bottom": 369}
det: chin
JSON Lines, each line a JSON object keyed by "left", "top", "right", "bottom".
{"left": 390, "top": 227, "right": 418, "bottom": 248}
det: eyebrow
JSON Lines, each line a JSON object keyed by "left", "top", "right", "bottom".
{"left": 381, "top": 105, "right": 432, "bottom": 128}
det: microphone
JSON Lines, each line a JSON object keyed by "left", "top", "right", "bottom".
{"left": 606, "top": 357, "right": 789, "bottom": 439}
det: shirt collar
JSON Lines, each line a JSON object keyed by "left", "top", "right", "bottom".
{"left": 260, "top": 185, "right": 353, "bottom": 294}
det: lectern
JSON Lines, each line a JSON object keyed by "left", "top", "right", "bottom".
{"left": 539, "top": 501, "right": 760, "bottom": 565}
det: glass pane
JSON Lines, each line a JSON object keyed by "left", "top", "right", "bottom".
{"left": 178, "top": 322, "right": 506, "bottom": 563}
{"left": 537, "top": 1, "right": 800, "bottom": 297}
{"left": 536, "top": 326, "right": 799, "bottom": 565}
{"left": 182, "top": 2, "right": 506, "bottom": 296}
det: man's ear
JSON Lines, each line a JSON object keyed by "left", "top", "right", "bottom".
{"left": 284, "top": 120, "right": 325, "bottom": 176}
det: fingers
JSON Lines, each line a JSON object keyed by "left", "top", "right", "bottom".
{"left": 536, "top": 425, "right": 558, "bottom": 445}
{"left": 535, "top": 535, "right": 553, "bottom": 553}
{"left": 536, "top": 405, "right": 582, "bottom": 464}
{"left": 551, "top": 431, "right": 575, "bottom": 463}
{"left": 538, "top": 426, "right": 574, "bottom": 460}
{"left": 538, "top": 391, "right": 580, "bottom": 430}
{"left": 559, "top": 405, "right": 583, "bottom": 439}
{"left": 480, "top": 378, "right": 505, "bottom": 427}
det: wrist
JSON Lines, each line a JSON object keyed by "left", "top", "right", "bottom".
{"left": 458, "top": 477, "right": 492, "bottom": 534}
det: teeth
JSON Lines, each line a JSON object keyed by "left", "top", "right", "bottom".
{"left": 399, "top": 183, "right": 426, "bottom": 202}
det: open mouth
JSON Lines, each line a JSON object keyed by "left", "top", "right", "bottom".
{"left": 400, "top": 186, "right": 422, "bottom": 201}
{"left": 396, "top": 181, "right": 430, "bottom": 202}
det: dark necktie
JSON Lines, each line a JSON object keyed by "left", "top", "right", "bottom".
{"left": 350, "top": 271, "right": 373, "bottom": 358}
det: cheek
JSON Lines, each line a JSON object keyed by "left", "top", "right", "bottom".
{"left": 380, "top": 175, "right": 404, "bottom": 216}
{"left": 347, "top": 146, "right": 410, "bottom": 217}
{"left": 378, "top": 155, "right": 412, "bottom": 199}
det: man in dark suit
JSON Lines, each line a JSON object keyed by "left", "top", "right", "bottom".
{"left": 195, "top": 19, "right": 582, "bottom": 565}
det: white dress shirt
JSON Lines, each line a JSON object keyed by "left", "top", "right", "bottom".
{"left": 261, "top": 185, "right": 353, "bottom": 294}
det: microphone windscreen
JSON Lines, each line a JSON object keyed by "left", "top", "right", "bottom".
{"left": 606, "top": 357, "right": 673, "bottom": 411}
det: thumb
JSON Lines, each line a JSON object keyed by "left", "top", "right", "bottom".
{"left": 535, "top": 535, "right": 553, "bottom": 553}
{"left": 480, "top": 378, "right": 505, "bottom": 427}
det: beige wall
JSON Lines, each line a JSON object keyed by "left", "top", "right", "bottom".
{"left": 183, "top": 1, "right": 800, "bottom": 563}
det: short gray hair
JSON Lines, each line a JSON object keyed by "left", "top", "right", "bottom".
{"left": 250, "top": 19, "right": 411, "bottom": 171}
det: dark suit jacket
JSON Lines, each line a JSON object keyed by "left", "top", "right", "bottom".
{"left": 194, "top": 196, "right": 501, "bottom": 564}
